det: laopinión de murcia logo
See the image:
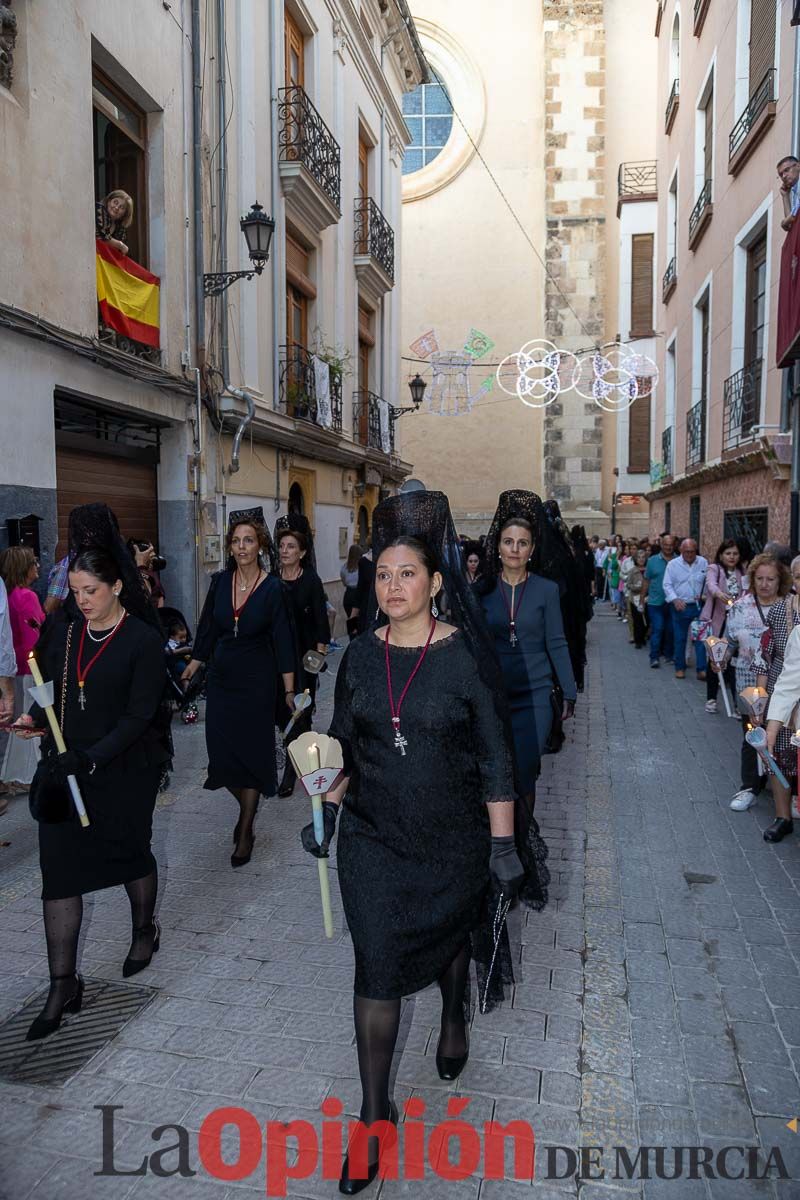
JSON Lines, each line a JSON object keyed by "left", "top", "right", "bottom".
{"left": 94, "top": 1101, "right": 792, "bottom": 1193}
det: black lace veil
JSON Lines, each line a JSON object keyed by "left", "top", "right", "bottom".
{"left": 228, "top": 506, "right": 279, "bottom": 575}
{"left": 65, "top": 502, "right": 162, "bottom": 634}
{"left": 482, "top": 490, "right": 589, "bottom": 690}
{"left": 274, "top": 511, "right": 317, "bottom": 574}
{"left": 368, "top": 491, "right": 550, "bottom": 1012}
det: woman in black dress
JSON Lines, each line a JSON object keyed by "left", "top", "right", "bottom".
{"left": 301, "top": 492, "right": 548, "bottom": 1195}
{"left": 480, "top": 491, "right": 577, "bottom": 834}
{"left": 275, "top": 515, "right": 330, "bottom": 797}
{"left": 14, "top": 538, "right": 168, "bottom": 1041}
{"left": 182, "top": 509, "right": 295, "bottom": 866}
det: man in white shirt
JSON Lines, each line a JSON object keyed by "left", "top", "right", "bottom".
{"left": 593, "top": 539, "right": 609, "bottom": 599}
{"left": 663, "top": 538, "right": 708, "bottom": 680}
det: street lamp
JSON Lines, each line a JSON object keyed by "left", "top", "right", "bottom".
{"left": 389, "top": 373, "right": 427, "bottom": 422}
{"left": 203, "top": 203, "right": 276, "bottom": 297}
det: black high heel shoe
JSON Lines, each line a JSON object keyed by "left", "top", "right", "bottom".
{"left": 339, "top": 1101, "right": 398, "bottom": 1195}
{"left": 26, "top": 973, "right": 84, "bottom": 1041}
{"left": 436, "top": 1024, "right": 469, "bottom": 1080}
{"left": 231, "top": 834, "right": 255, "bottom": 868}
{"left": 122, "top": 919, "right": 161, "bottom": 978}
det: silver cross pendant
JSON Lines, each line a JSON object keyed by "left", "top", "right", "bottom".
{"left": 509, "top": 622, "right": 518, "bottom": 647}
{"left": 392, "top": 720, "right": 408, "bottom": 756}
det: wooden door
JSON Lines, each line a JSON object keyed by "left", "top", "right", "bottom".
{"left": 285, "top": 10, "right": 305, "bottom": 88}
{"left": 55, "top": 447, "right": 158, "bottom": 559}
{"left": 745, "top": 235, "right": 767, "bottom": 365}
{"left": 630, "top": 233, "right": 654, "bottom": 337}
{"left": 749, "top": 0, "right": 775, "bottom": 95}
{"left": 703, "top": 87, "right": 713, "bottom": 183}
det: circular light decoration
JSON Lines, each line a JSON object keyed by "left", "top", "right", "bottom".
{"left": 495, "top": 340, "right": 578, "bottom": 409}
{"left": 573, "top": 348, "right": 639, "bottom": 413}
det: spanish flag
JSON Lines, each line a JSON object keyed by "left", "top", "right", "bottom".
{"left": 95, "top": 238, "right": 161, "bottom": 349}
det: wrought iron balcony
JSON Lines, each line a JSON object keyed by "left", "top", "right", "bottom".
{"left": 693, "top": 0, "right": 710, "bottom": 36}
{"left": 665, "top": 78, "right": 680, "bottom": 134}
{"left": 278, "top": 344, "right": 343, "bottom": 432}
{"left": 688, "top": 179, "right": 713, "bottom": 249}
{"left": 723, "top": 359, "right": 762, "bottom": 451}
{"left": 729, "top": 69, "right": 777, "bottom": 171}
{"left": 662, "top": 256, "right": 677, "bottom": 303}
{"left": 97, "top": 318, "right": 163, "bottom": 366}
{"left": 354, "top": 198, "right": 395, "bottom": 283}
{"left": 353, "top": 390, "right": 395, "bottom": 454}
{"left": 686, "top": 399, "right": 706, "bottom": 469}
{"left": 661, "top": 426, "right": 673, "bottom": 478}
{"left": 278, "top": 86, "right": 341, "bottom": 228}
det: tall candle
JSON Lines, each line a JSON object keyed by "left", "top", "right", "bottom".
{"left": 27, "top": 652, "right": 90, "bottom": 828}
{"left": 307, "top": 741, "right": 334, "bottom": 939}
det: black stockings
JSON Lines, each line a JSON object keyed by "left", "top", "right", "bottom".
{"left": 41, "top": 895, "right": 83, "bottom": 1018}
{"left": 230, "top": 787, "right": 259, "bottom": 856}
{"left": 437, "top": 942, "right": 470, "bottom": 1056}
{"left": 353, "top": 995, "right": 401, "bottom": 1130}
{"left": 352, "top": 941, "right": 471, "bottom": 1136}
{"left": 124, "top": 868, "right": 159, "bottom": 960}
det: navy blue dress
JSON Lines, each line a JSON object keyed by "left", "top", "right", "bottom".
{"left": 194, "top": 571, "right": 295, "bottom": 797}
{"left": 481, "top": 574, "right": 577, "bottom": 791}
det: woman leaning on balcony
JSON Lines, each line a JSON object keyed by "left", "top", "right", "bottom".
{"left": 95, "top": 189, "right": 133, "bottom": 256}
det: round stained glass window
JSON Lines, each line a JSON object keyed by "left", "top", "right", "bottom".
{"left": 401, "top": 82, "right": 454, "bottom": 175}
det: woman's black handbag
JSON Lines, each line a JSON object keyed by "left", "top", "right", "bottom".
{"left": 28, "top": 759, "right": 72, "bottom": 824}
{"left": 544, "top": 681, "right": 565, "bottom": 754}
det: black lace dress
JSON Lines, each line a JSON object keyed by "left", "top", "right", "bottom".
{"left": 329, "top": 629, "right": 547, "bottom": 1007}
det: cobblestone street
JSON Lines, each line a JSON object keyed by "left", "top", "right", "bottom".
{"left": 1, "top": 608, "right": 800, "bottom": 1199}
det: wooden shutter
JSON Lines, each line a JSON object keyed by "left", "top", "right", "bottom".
{"left": 749, "top": 0, "right": 775, "bottom": 95}
{"left": 286, "top": 230, "right": 316, "bottom": 299}
{"left": 627, "top": 384, "right": 652, "bottom": 473}
{"left": 630, "top": 233, "right": 654, "bottom": 337}
{"left": 358, "top": 136, "right": 369, "bottom": 201}
{"left": 745, "top": 235, "right": 768, "bottom": 364}
{"left": 55, "top": 448, "right": 158, "bottom": 559}
{"left": 704, "top": 88, "right": 713, "bottom": 181}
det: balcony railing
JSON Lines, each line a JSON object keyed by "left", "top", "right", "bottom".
{"left": 661, "top": 426, "right": 673, "bottom": 477}
{"left": 617, "top": 162, "right": 658, "bottom": 215}
{"left": 662, "top": 256, "right": 677, "bottom": 302}
{"left": 665, "top": 78, "right": 680, "bottom": 133}
{"left": 353, "top": 390, "right": 395, "bottom": 454}
{"left": 354, "top": 197, "right": 395, "bottom": 283}
{"left": 97, "top": 318, "right": 162, "bottom": 366}
{"left": 729, "top": 69, "right": 777, "bottom": 167}
{"left": 278, "top": 86, "right": 341, "bottom": 212}
{"left": 723, "top": 359, "right": 762, "bottom": 451}
{"left": 688, "top": 179, "right": 713, "bottom": 248}
{"left": 686, "top": 399, "right": 706, "bottom": 469}
{"left": 278, "top": 344, "right": 343, "bottom": 432}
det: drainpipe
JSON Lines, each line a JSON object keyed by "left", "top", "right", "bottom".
{"left": 225, "top": 386, "right": 256, "bottom": 474}
{"left": 191, "top": 0, "right": 205, "bottom": 359}
{"left": 269, "top": 0, "right": 281, "bottom": 416}
{"left": 217, "top": 0, "right": 230, "bottom": 383}
{"left": 790, "top": 27, "right": 800, "bottom": 550}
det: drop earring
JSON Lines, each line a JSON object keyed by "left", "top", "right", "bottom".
{"left": 431, "top": 597, "right": 439, "bottom": 619}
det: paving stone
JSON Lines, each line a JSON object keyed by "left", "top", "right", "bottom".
{"left": 730, "top": 1019, "right": 794, "bottom": 1066}
{"left": 682, "top": 1035, "right": 740, "bottom": 1084}
{"left": 721, "top": 986, "right": 772, "bottom": 1023}
{"left": 545, "top": 1014, "right": 582, "bottom": 1045}
{"left": 677, "top": 998, "right": 727, "bottom": 1036}
{"left": 504, "top": 1035, "right": 580, "bottom": 1074}
{"left": 583, "top": 1026, "right": 633, "bottom": 1077}
{"left": 627, "top": 982, "right": 675, "bottom": 1023}
{"left": 740, "top": 1062, "right": 800, "bottom": 1116}
{"left": 671, "top": 965, "right": 719, "bottom": 1001}
{"left": 624, "top": 924, "right": 666, "bottom": 954}
{"left": 633, "top": 1056, "right": 690, "bottom": 1106}
{"left": 625, "top": 953, "right": 670, "bottom": 984}
{"left": 665, "top": 938, "right": 708, "bottom": 968}
{"left": 762, "top": 973, "right": 800, "bottom": 1008}
{"left": 584, "top": 957, "right": 627, "bottom": 996}
{"left": 691, "top": 1082, "right": 757, "bottom": 1139}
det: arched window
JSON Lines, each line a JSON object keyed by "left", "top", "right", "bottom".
{"left": 401, "top": 81, "right": 454, "bottom": 175}
{"left": 670, "top": 12, "right": 681, "bottom": 83}
{"left": 288, "top": 481, "right": 305, "bottom": 515}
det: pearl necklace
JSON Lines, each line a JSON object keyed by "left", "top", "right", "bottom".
{"left": 86, "top": 607, "right": 126, "bottom": 643}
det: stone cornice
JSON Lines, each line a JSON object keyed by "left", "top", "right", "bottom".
{"left": 645, "top": 442, "right": 788, "bottom": 501}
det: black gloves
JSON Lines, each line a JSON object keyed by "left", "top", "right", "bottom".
{"left": 301, "top": 801, "right": 339, "bottom": 858}
{"left": 52, "top": 749, "right": 94, "bottom": 780}
{"left": 489, "top": 835, "right": 526, "bottom": 898}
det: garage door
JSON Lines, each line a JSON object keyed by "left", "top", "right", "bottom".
{"left": 55, "top": 447, "right": 158, "bottom": 558}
